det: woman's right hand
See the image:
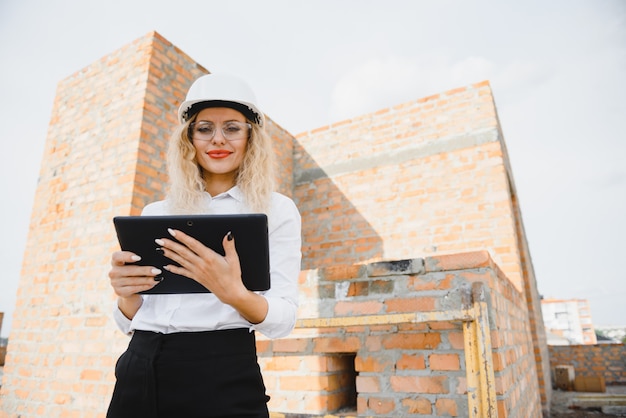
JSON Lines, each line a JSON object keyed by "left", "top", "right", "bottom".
{"left": 109, "top": 251, "right": 162, "bottom": 298}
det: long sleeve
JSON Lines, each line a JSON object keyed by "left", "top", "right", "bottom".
{"left": 251, "top": 195, "right": 302, "bottom": 338}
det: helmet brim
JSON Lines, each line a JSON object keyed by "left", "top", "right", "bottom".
{"left": 178, "top": 99, "right": 265, "bottom": 127}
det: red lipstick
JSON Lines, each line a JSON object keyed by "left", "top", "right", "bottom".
{"left": 207, "top": 150, "right": 232, "bottom": 159}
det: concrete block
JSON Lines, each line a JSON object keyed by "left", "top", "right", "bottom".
{"left": 555, "top": 365, "right": 575, "bottom": 391}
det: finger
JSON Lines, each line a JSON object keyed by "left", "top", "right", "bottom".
{"left": 156, "top": 238, "right": 198, "bottom": 269}
{"left": 156, "top": 234, "right": 197, "bottom": 256}
{"left": 115, "top": 273, "right": 163, "bottom": 285}
{"left": 109, "top": 265, "right": 162, "bottom": 280}
{"left": 166, "top": 228, "right": 209, "bottom": 256}
{"left": 114, "top": 280, "right": 160, "bottom": 297}
{"left": 111, "top": 251, "right": 142, "bottom": 266}
{"left": 162, "top": 263, "right": 189, "bottom": 279}
{"left": 157, "top": 231, "right": 214, "bottom": 269}
{"left": 110, "top": 273, "right": 162, "bottom": 297}
{"left": 222, "top": 231, "right": 239, "bottom": 261}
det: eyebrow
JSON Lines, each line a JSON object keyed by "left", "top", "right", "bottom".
{"left": 195, "top": 119, "right": 245, "bottom": 123}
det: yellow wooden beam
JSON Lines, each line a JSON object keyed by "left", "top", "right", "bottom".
{"left": 464, "top": 283, "right": 497, "bottom": 417}
{"left": 464, "top": 314, "right": 482, "bottom": 418}
{"left": 296, "top": 309, "right": 474, "bottom": 329}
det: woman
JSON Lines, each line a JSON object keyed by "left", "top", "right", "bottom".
{"left": 107, "top": 73, "right": 302, "bottom": 418}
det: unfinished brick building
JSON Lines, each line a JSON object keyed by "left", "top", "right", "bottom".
{"left": 0, "top": 32, "right": 551, "bottom": 417}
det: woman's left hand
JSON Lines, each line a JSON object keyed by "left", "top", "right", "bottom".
{"left": 156, "top": 228, "right": 247, "bottom": 304}
{"left": 156, "top": 228, "right": 269, "bottom": 324}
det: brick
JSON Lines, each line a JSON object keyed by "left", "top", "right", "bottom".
{"left": 79, "top": 369, "right": 103, "bottom": 381}
{"left": 396, "top": 353, "right": 426, "bottom": 370}
{"left": 368, "top": 280, "right": 394, "bottom": 294}
{"left": 356, "top": 375, "right": 381, "bottom": 393}
{"left": 429, "top": 353, "right": 461, "bottom": 371}
{"left": 390, "top": 375, "right": 448, "bottom": 394}
{"left": 424, "top": 251, "right": 493, "bottom": 272}
{"left": 263, "top": 356, "right": 302, "bottom": 372}
{"left": 355, "top": 356, "right": 393, "bottom": 373}
{"left": 383, "top": 333, "right": 441, "bottom": 350}
{"left": 272, "top": 338, "right": 309, "bottom": 353}
{"left": 280, "top": 374, "right": 343, "bottom": 392}
{"left": 334, "top": 300, "right": 384, "bottom": 316}
{"left": 367, "top": 259, "right": 424, "bottom": 276}
{"left": 368, "top": 397, "right": 395, "bottom": 414}
{"left": 347, "top": 281, "right": 369, "bottom": 296}
{"left": 385, "top": 297, "right": 436, "bottom": 313}
{"left": 313, "top": 336, "right": 361, "bottom": 353}
{"left": 320, "top": 264, "right": 365, "bottom": 281}
{"left": 402, "top": 397, "right": 432, "bottom": 414}
{"left": 435, "top": 398, "right": 459, "bottom": 416}
{"left": 410, "top": 273, "right": 455, "bottom": 291}
{"left": 255, "top": 339, "right": 270, "bottom": 354}
{"left": 364, "top": 335, "right": 383, "bottom": 353}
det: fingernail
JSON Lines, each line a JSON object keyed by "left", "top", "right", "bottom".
{"left": 227, "top": 231, "right": 233, "bottom": 241}
{"left": 155, "top": 238, "right": 165, "bottom": 246}
{"left": 155, "top": 247, "right": 164, "bottom": 253}
{"left": 151, "top": 268, "right": 162, "bottom": 275}
{"left": 131, "top": 255, "right": 141, "bottom": 262}
{"left": 168, "top": 228, "right": 176, "bottom": 237}
{"left": 154, "top": 276, "right": 163, "bottom": 282}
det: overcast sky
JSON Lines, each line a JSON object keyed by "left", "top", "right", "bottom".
{"left": 1, "top": 0, "right": 624, "bottom": 338}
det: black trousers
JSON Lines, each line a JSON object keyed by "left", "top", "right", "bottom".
{"left": 107, "top": 329, "right": 270, "bottom": 418}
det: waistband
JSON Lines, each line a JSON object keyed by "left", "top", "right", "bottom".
{"left": 129, "top": 328, "right": 256, "bottom": 360}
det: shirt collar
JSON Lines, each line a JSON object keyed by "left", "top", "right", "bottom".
{"left": 209, "top": 185, "right": 244, "bottom": 202}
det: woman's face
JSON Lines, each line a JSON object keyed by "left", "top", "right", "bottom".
{"left": 190, "top": 107, "right": 249, "bottom": 185}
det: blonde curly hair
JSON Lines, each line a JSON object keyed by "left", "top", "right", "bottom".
{"left": 165, "top": 117, "right": 275, "bottom": 214}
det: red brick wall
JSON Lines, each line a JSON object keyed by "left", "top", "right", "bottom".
{"left": 294, "top": 81, "right": 550, "bottom": 412}
{"left": 259, "top": 251, "right": 542, "bottom": 417}
{"left": 509, "top": 170, "right": 552, "bottom": 408}
{"left": 0, "top": 31, "right": 295, "bottom": 418}
{"left": 549, "top": 344, "right": 626, "bottom": 385}
{"left": 266, "top": 118, "right": 295, "bottom": 197}
{"left": 0, "top": 31, "right": 207, "bottom": 417}
{"left": 295, "top": 83, "right": 521, "bottom": 288}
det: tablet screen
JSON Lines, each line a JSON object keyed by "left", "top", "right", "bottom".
{"left": 113, "top": 214, "right": 270, "bottom": 294}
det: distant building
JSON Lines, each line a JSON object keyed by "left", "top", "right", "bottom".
{"left": 542, "top": 298, "right": 597, "bottom": 345}
{"left": 596, "top": 325, "right": 626, "bottom": 344}
{"left": 595, "top": 333, "right": 619, "bottom": 344}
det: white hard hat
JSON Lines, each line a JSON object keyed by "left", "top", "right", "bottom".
{"left": 178, "top": 73, "right": 265, "bottom": 127}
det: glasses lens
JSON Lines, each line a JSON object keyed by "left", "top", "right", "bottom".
{"left": 192, "top": 122, "right": 216, "bottom": 140}
{"left": 190, "top": 121, "right": 250, "bottom": 141}
{"left": 223, "top": 121, "right": 249, "bottom": 141}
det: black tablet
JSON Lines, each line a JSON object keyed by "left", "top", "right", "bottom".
{"left": 113, "top": 214, "right": 270, "bottom": 294}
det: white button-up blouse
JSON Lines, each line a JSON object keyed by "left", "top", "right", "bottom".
{"left": 113, "top": 187, "right": 302, "bottom": 339}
